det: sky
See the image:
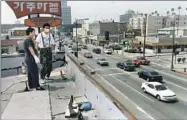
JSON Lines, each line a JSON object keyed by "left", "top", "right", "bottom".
{"left": 1, "top": 1, "right": 187, "bottom": 24}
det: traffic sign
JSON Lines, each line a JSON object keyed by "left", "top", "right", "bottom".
{"left": 125, "top": 32, "right": 135, "bottom": 38}
{"left": 6, "top": 1, "right": 61, "bottom": 18}
{"left": 24, "top": 17, "right": 61, "bottom": 27}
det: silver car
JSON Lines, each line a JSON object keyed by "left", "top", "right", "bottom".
{"left": 96, "top": 58, "right": 109, "bottom": 66}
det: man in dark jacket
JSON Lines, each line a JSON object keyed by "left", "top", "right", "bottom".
{"left": 24, "top": 27, "right": 45, "bottom": 90}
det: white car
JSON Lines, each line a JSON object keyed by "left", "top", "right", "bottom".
{"left": 141, "top": 82, "right": 177, "bottom": 101}
{"left": 96, "top": 58, "right": 109, "bottom": 66}
{"left": 104, "top": 49, "right": 112, "bottom": 54}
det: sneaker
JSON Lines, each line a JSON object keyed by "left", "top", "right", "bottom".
{"left": 36, "top": 87, "right": 45, "bottom": 91}
{"left": 40, "top": 79, "right": 46, "bottom": 84}
{"left": 45, "top": 76, "right": 53, "bottom": 80}
{"left": 29, "top": 88, "right": 36, "bottom": 91}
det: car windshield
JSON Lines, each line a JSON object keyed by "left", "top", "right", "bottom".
{"left": 138, "top": 57, "right": 145, "bottom": 60}
{"left": 126, "top": 63, "right": 133, "bottom": 66}
{"left": 100, "top": 58, "right": 106, "bottom": 61}
{"left": 150, "top": 72, "right": 159, "bottom": 75}
{"left": 155, "top": 85, "right": 167, "bottom": 91}
{"left": 126, "top": 60, "right": 132, "bottom": 62}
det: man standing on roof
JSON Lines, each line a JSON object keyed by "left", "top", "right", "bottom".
{"left": 36, "top": 23, "right": 56, "bottom": 84}
{"left": 24, "top": 27, "right": 45, "bottom": 91}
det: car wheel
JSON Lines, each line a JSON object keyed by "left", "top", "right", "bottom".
{"left": 138, "top": 73, "right": 141, "bottom": 78}
{"left": 156, "top": 95, "right": 161, "bottom": 101}
{"left": 142, "top": 88, "right": 146, "bottom": 93}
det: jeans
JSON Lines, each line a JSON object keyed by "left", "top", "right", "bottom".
{"left": 40, "top": 47, "right": 52, "bottom": 79}
{"left": 25, "top": 56, "right": 40, "bottom": 89}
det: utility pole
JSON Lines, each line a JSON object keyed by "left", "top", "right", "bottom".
{"left": 143, "top": 14, "right": 147, "bottom": 57}
{"left": 118, "top": 23, "right": 120, "bottom": 44}
{"left": 75, "top": 20, "right": 78, "bottom": 57}
{"left": 171, "top": 15, "right": 175, "bottom": 70}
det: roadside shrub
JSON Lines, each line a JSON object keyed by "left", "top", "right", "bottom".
{"left": 177, "top": 58, "right": 181, "bottom": 63}
{"left": 182, "top": 58, "right": 186, "bottom": 63}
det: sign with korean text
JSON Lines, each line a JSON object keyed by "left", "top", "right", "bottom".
{"left": 125, "top": 32, "right": 135, "bottom": 38}
{"left": 6, "top": 1, "right": 61, "bottom": 18}
{"left": 24, "top": 17, "right": 61, "bottom": 27}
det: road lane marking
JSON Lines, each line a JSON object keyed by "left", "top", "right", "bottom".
{"left": 136, "top": 106, "right": 155, "bottom": 120}
{"left": 111, "top": 76, "right": 155, "bottom": 102}
{"left": 164, "top": 80, "right": 187, "bottom": 91}
{"left": 94, "top": 68, "right": 118, "bottom": 71}
{"left": 96, "top": 73, "right": 155, "bottom": 120}
{"left": 104, "top": 73, "right": 126, "bottom": 76}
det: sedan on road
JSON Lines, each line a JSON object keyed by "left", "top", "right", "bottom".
{"left": 93, "top": 48, "right": 101, "bottom": 54}
{"left": 84, "top": 52, "right": 93, "bottom": 58}
{"left": 82, "top": 45, "right": 88, "bottom": 49}
{"left": 135, "top": 57, "right": 150, "bottom": 65}
{"left": 96, "top": 58, "right": 109, "bottom": 66}
{"left": 116, "top": 62, "right": 135, "bottom": 71}
{"left": 138, "top": 71, "right": 163, "bottom": 82}
{"left": 141, "top": 82, "right": 177, "bottom": 101}
{"left": 126, "top": 60, "right": 140, "bottom": 67}
{"left": 103, "top": 49, "right": 112, "bottom": 54}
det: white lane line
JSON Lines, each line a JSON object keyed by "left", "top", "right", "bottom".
{"left": 110, "top": 76, "right": 155, "bottom": 102}
{"left": 155, "top": 69, "right": 187, "bottom": 82}
{"left": 104, "top": 72, "right": 126, "bottom": 76}
{"left": 96, "top": 73, "right": 155, "bottom": 120}
{"left": 85, "top": 64, "right": 93, "bottom": 71}
{"left": 94, "top": 68, "right": 118, "bottom": 71}
{"left": 164, "top": 80, "right": 187, "bottom": 91}
{"left": 136, "top": 106, "right": 155, "bottom": 120}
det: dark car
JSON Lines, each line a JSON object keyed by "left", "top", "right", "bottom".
{"left": 93, "top": 48, "right": 101, "bottom": 54}
{"left": 82, "top": 45, "right": 87, "bottom": 49}
{"left": 116, "top": 62, "right": 135, "bottom": 71}
{"left": 138, "top": 71, "right": 163, "bottom": 82}
{"left": 126, "top": 60, "right": 140, "bottom": 67}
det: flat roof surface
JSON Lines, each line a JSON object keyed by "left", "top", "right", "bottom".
{"left": 1, "top": 67, "right": 98, "bottom": 120}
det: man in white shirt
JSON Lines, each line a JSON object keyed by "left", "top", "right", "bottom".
{"left": 36, "top": 23, "right": 56, "bottom": 84}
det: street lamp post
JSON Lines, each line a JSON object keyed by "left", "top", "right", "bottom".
{"left": 171, "top": 9, "right": 175, "bottom": 70}
{"left": 75, "top": 20, "right": 78, "bottom": 57}
{"left": 143, "top": 14, "right": 147, "bottom": 57}
{"left": 118, "top": 23, "right": 120, "bottom": 44}
{"left": 74, "top": 18, "right": 89, "bottom": 58}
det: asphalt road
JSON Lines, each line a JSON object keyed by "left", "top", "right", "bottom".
{"left": 77, "top": 45, "right": 187, "bottom": 120}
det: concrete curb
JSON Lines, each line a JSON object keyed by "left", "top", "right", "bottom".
{"left": 175, "top": 70, "right": 187, "bottom": 76}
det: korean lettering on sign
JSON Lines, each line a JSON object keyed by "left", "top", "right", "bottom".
{"left": 6, "top": 1, "right": 61, "bottom": 18}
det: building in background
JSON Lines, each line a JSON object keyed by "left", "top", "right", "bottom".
{"left": 73, "top": 21, "right": 128, "bottom": 44}
{"left": 158, "top": 26, "right": 187, "bottom": 38}
{"left": 130, "top": 14, "right": 163, "bottom": 36}
{"left": 1, "top": 40, "right": 21, "bottom": 54}
{"left": 120, "top": 10, "right": 135, "bottom": 24}
{"left": 61, "top": 0, "right": 72, "bottom": 25}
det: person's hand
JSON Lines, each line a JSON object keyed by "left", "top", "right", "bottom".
{"left": 34, "top": 55, "right": 40, "bottom": 64}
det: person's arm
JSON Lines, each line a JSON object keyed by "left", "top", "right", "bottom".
{"left": 27, "top": 39, "right": 40, "bottom": 63}
{"left": 28, "top": 46, "right": 37, "bottom": 57}
{"left": 35, "top": 34, "right": 41, "bottom": 50}
{"left": 50, "top": 34, "right": 56, "bottom": 50}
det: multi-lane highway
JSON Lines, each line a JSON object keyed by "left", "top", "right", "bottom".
{"left": 77, "top": 44, "right": 187, "bottom": 119}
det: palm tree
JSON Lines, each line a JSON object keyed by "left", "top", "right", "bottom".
{"left": 171, "top": 8, "right": 175, "bottom": 14}
{"left": 167, "top": 11, "right": 170, "bottom": 16}
{"left": 155, "top": 11, "right": 158, "bottom": 15}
